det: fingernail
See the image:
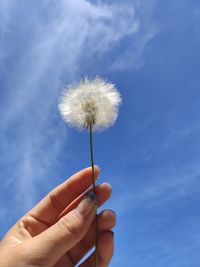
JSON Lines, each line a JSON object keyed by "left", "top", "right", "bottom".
{"left": 106, "top": 209, "right": 116, "bottom": 217}
{"left": 94, "top": 165, "right": 101, "bottom": 179}
{"left": 94, "top": 165, "right": 101, "bottom": 173}
{"left": 77, "top": 192, "right": 97, "bottom": 217}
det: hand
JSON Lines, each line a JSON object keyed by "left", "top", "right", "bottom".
{"left": 0, "top": 167, "right": 115, "bottom": 267}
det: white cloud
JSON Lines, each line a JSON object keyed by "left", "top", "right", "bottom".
{"left": 0, "top": 0, "right": 157, "bottom": 213}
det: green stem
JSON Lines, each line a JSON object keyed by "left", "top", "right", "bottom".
{"left": 89, "top": 124, "right": 98, "bottom": 267}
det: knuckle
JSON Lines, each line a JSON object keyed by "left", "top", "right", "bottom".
{"left": 48, "top": 192, "right": 65, "bottom": 211}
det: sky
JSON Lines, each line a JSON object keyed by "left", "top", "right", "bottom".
{"left": 0, "top": 0, "right": 200, "bottom": 266}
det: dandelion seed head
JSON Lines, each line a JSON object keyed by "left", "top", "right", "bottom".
{"left": 59, "top": 78, "right": 121, "bottom": 131}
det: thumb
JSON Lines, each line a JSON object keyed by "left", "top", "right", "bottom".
{"left": 28, "top": 192, "right": 97, "bottom": 265}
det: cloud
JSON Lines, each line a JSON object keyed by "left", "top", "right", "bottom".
{"left": 110, "top": 156, "right": 200, "bottom": 217}
{"left": 0, "top": 0, "right": 13, "bottom": 32}
{"left": 109, "top": 0, "right": 157, "bottom": 71}
{"left": 0, "top": 0, "right": 157, "bottom": 214}
{"left": 109, "top": 157, "right": 200, "bottom": 266}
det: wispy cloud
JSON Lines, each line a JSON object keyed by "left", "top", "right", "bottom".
{"left": 0, "top": 0, "right": 157, "bottom": 214}
{"left": 109, "top": 0, "right": 157, "bottom": 71}
{"left": 109, "top": 158, "right": 200, "bottom": 267}
{"left": 0, "top": 0, "right": 13, "bottom": 31}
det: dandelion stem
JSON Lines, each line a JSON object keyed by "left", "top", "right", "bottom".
{"left": 89, "top": 124, "right": 98, "bottom": 267}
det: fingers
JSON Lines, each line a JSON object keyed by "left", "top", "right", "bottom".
{"left": 21, "top": 193, "right": 97, "bottom": 266}
{"left": 18, "top": 183, "right": 112, "bottom": 239}
{"left": 57, "top": 182, "right": 112, "bottom": 222}
{"left": 27, "top": 166, "right": 100, "bottom": 225}
{"left": 68, "top": 209, "right": 116, "bottom": 265}
{"left": 78, "top": 231, "right": 114, "bottom": 267}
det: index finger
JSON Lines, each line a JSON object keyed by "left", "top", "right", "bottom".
{"left": 27, "top": 166, "right": 100, "bottom": 226}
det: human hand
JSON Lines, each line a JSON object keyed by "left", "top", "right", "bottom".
{"left": 0, "top": 167, "right": 115, "bottom": 267}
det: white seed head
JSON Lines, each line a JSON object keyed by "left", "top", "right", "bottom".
{"left": 59, "top": 78, "right": 122, "bottom": 131}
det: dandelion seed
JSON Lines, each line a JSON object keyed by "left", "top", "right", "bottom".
{"left": 58, "top": 77, "right": 122, "bottom": 267}
{"left": 58, "top": 77, "right": 121, "bottom": 131}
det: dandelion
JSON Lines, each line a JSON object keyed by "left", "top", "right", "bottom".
{"left": 59, "top": 77, "right": 121, "bottom": 266}
{"left": 59, "top": 77, "right": 121, "bottom": 131}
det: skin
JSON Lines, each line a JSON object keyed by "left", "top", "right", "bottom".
{"left": 0, "top": 167, "right": 115, "bottom": 267}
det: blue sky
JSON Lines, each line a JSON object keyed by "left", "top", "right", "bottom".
{"left": 0, "top": 0, "right": 200, "bottom": 266}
